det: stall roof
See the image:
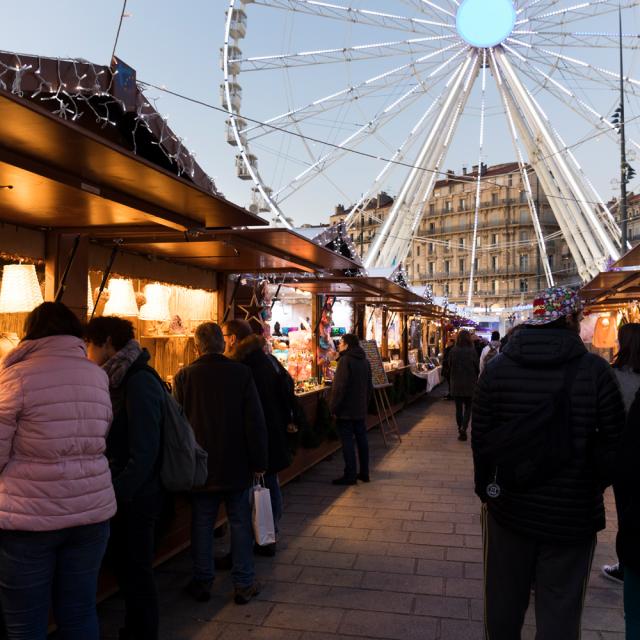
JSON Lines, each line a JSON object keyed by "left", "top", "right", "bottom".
{"left": 0, "top": 87, "right": 265, "bottom": 231}
{"left": 88, "top": 227, "right": 360, "bottom": 274}
{"left": 611, "top": 243, "right": 640, "bottom": 270}
{"left": 580, "top": 269, "right": 640, "bottom": 309}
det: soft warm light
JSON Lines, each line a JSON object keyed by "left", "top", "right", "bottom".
{"left": 0, "top": 264, "right": 43, "bottom": 313}
{"left": 87, "top": 276, "right": 94, "bottom": 317}
{"left": 103, "top": 278, "right": 139, "bottom": 317}
{"left": 601, "top": 317, "right": 610, "bottom": 327}
{"left": 139, "top": 283, "right": 171, "bottom": 321}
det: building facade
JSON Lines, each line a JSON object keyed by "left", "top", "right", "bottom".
{"left": 331, "top": 163, "right": 579, "bottom": 311}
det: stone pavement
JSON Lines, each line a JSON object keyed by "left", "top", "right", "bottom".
{"left": 99, "top": 394, "right": 625, "bottom": 639}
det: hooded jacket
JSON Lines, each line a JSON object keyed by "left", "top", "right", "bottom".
{"left": 0, "top": 335, "right": 116, "bottom": 531}
{"left": 472, "top": 327, "right": 624, "bottom": 543}
{"left": 330, "top": 345, "right": 374, "bottom": 420}
{"left": 449, "top": 345, "right": 479, "bottom": 397}
{"left": 173, "top": 352, "right": 268, "bottom": 491}
{"left": 230, "top": 334, "right": 292, "bottom": 474}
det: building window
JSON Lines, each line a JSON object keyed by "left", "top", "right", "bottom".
{"left": 474, "top": 258, "right": 479, "bottom": 272}
{"left": 491, "top": 193, "right": 499, "bottom": 205}
{"left": 428, "top": 243, "right": 434, "bottom": 254}
{"left": 417, "top": 245, "right": 421, "bottom": 257}
{"left": 459, "top": 237, "right": 465, "bottom": 249}
{"left": 459, "top": 258, "right": 464, "bottom": 273}
{"left": 519, "top": 254, "right": 529, "bottom": 271}
{"left": 445, "top": 260, "right": 451, "bottom": 275}
{"left": 519, "top": 191, "right": 527, "bottom": 203}
{"left": 416, "top": 263, "right": 421, "bottom": 275}
{"left": 445, "top": 201, "right": 453, "bottom": 212}
{"left": 492, "top": 279, "right": 498, "bottom": 293}
{"left": 508, "top": 173, "right": 513, "bottom": 187}
{"left": 473, "top": 280, "right": 478, "bottom": 294}
{"left": 429, "top": 204, "right": 435, "bottom": 215}
{"left": 491, "top": 233, "right": 498, "bottom": 246}
{"left": 519, "top": 230, "right": 529, "bottom": 242}
{"left": 520, "top": 279, "right": 528, "bottom": 292}
{"left": 368, "top": 216, "right": 372, "bottom": 225}
{"left": 459, "top": 198, "right": 466, "bottom": 211}
{"left": 492, "top": 255, "right": 498, "bottom": 272}
{"left": 429, "top": 262, "right": 434, "bottom": 275}
{"left": 459, "top": 281, "right": 464, "bottom": 294}
{"left": 445, "top": 240, "right": 451, "bottom": 252}
{"left": 429, "top": 222, "right": 435, "bottom": 233}
{"left": 548, "top": 254, "right": 554, "bottom": 269}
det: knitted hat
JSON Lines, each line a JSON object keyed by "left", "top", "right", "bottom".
{"left": 527, "top": 286, "right": 583, "bottom": 326}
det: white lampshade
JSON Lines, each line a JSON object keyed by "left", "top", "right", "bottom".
{"left": 0, "top": 264, "right": 43, "bottom": 313}
{"left": 139, "top": 283, "right": 171, "bottom": 321}
{"left": 103, "top": 278, "right": 139, "bottom": 317}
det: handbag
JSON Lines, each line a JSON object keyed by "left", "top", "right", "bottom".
{"left": 251, "top": 476, "right": 276, "bottom": 546}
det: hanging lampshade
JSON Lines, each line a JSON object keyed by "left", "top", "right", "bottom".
{"left": 139, "top": 283, "right": 171, "bottom": 321}
{"left": 103, "top": 278, "right": 139, "bottom": 317}
{"left": 0, "top": 264, "right": 43, "bottom": 313}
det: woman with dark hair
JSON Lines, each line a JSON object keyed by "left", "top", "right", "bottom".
{"left": 602, "top": 322, "right": 640, "bottom": 585}
{"left": 85, "top": 316, "right": 165, "bottom": 640}
{"left": 448, "top": 329, "right": 479, "bottom": 441}
{"left": 0, "top": 302, "right": 116, "bottom": 639}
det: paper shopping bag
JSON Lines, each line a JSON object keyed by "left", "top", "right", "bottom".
{"left": 252, "top": 484, "right": 276, "bottom": 546}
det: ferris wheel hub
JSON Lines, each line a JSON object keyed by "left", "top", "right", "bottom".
{"left": 456, "top": 0, "right": 516, "bottom": 49}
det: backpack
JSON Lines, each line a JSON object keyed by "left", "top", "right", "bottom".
{"left": 476, "top": 354, "right": 584, "bottom": 494}
{"left": 483, "top": 344, "right": 499, "bottom": 368}
{"left": 127, "top": 365, "right": 209, "bottom": 492}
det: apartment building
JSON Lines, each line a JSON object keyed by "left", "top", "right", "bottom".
{"left": 331, "top": 162, "right": 579, "bottom": 310}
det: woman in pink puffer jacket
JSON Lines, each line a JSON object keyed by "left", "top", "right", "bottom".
{"left": 0, "top": 302, "right": 116, "bottom": 640}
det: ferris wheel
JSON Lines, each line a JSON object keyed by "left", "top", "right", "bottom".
{"left": 222, "top": 0, "right": 640, "bottom": 299}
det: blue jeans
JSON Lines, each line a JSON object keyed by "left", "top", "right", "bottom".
{"left": 191, "top": 490, "right": 254, "bottom": 588}
{"left": 625, "top": 567, "right": 640, "bottom": 638}
{"left": 0, "top": 521, "right": 109, "bottom": 640}
{"left": 264, "top": 474, "right": 283, "bottom": 537}
{"left": 337, "top": 418, "right": 369, "bottom": 481}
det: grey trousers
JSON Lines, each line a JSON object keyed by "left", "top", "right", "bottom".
{"left": 482, "top": 505, "right": 596, "bottom": 640}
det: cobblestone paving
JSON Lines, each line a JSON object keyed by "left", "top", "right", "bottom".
{"left": 99, "top": 394, "right": 625, "bottom": 639}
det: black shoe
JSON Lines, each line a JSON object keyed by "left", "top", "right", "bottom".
{"left": 234, "top": 581, "right": 262, "bottom": 605}
{"left": 602, "top": 563, "right": 624, "bottom": 584}
{"left": 215, "top": 552, "right": 232, "bottom": 571}
{"left": 332, "top": 476, "right": 357, "bottom": 486}
{"left": 254, "top": 542, "right": 276, "bottom": 557}
{"left": 457, "top": 430, "right": 467, "bottom": 441}
{"left": 357, "top": 473, "right": 370, "bottom": 483}
{"left": 184, "top": 579, "right": 211, "bottom": 602}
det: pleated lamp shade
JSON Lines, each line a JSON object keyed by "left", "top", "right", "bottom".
{"left": 139, "top": 283, "right": 171, "bottom": 321}
{"left": 103, "top": 278, "right": 139, "bottom": 317}
{"left": 0, "top": 264, "right": 44, "bottom": 313}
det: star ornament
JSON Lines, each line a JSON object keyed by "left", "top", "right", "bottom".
{"left": 238, "top": 292, "right": 266, "bottom": 325}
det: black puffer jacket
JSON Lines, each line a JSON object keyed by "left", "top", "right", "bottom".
{"left": 232, "top": 334, "right": 292, "bottom": 474}
{"left": 472, "top": 327, "right": 624, "bottom": 543}
{"left": 330, "top": 346, "right": 373, "bottom": 420}
{"left": 615, "top": 389, "right": 640, "bottom": 572}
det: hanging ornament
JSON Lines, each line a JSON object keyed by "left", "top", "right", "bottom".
{"left": 0, "top": 264, "right": 43, "bottom": 313}
{"left": 238, "top": 291, "right": 266, "bottom": 325}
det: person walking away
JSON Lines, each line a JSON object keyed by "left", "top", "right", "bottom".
{"left": 479, "top": 331, "right": 501, "bottom": 374}
{"left": 472, "top": 287, "right": 625, "bottom": 640}
{"left": 86, "top": 316, "right": 165, "bottom": 640}
{"left": 449, "top": 330, "right": 479, "bottom": 441}
{"left": 615, "top": 387, "right": 640, "bottom": 637}
{"left": 0, "top": 302, "right": 116, "bottom": 639}
{"left": 330, "top": 334, "right": 374, "bottom": 485}
{"left": 602, "top": 322, "right": 640, "bottom": 585}
{"left": 223, "top": 320, "right": 291, "bottom": 556}
{"left": 174, "top": 323, "right": 267, "bottom": 605}
{"left": 442, "top": 337, "right": 455, "bottom": 400}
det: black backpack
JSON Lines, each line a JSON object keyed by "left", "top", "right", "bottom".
{"left": 477, "top": 354, "right": 584, "bottom": 494}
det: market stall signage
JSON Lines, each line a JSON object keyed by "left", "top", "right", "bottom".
{"left": 360, "top": 339, "right": 389, "bottom": 388}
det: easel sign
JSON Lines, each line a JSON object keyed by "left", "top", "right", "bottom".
{"left": 360, "top": 340, "right": 401, "bottom": 446}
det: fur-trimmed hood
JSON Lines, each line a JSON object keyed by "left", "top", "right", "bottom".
{"left": 229, "top": 333, "right": 266, "bottom": 362}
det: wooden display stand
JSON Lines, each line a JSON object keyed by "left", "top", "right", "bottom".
{"left": 373, "top": 383, "right": 402, "bottom": 446}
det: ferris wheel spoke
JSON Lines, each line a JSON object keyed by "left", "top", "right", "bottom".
{"left": 523, "top": 1, "right": 639, "bottom": 30}
{"left": 516, "top": 0, "right": 609, "bottom": 26}
{"left": 241, "top": 41, "right": 465, "bottom": 140}
{"left": 517, "top": 0, "right": 560, "bottom": 16}
{"left": 252, "top": 0, "right": 456, "bottom": 34}
{"left": 512, "top": 29, "right": 640, "bottom": 48}
{"left": 270, "top": 47, "right": 470, "bottom": 204}
{"left": 233, "top": 35, "right": 459, "bottom": 72}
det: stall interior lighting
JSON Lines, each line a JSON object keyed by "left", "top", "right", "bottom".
{"left": 103, "top": 278, "right": 139, "bottom": 317}
{"left": 139, "top": 283, "right": 171, "bottom": 321}
{"left": 0, "top": 264, "right": 43, "bottom": 313}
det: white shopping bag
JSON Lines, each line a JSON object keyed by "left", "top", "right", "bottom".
{"left": 252, "top": 479, "right": 276, "bottom": 546}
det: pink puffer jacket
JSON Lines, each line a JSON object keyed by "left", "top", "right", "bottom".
{"left": 0, "top": 335, "right": 116, "bottom": 531}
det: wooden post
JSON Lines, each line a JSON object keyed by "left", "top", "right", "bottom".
{"left": 381, "top": 307, "right": 389, "bottom": 360}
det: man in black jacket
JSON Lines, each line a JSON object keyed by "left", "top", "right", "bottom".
{"left": 472, "top": 287, "right": 625, "bottom": 639}
{"left": 174, "top": 322, "right": 268, "bottom": 605}
{"left": 330, "top": 334, "right": 374, "bottom": 485}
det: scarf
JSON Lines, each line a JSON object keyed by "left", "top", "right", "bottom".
{"left": 102, "top": 339, "right": 143, "bottom": 389}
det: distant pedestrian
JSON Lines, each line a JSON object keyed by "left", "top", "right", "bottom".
{"left": 479, "top": 331, "right": 500, "bottom": 374}
{"left": 472, "top": 287, "right": 625, "bottom": 640}
{"left": 615, "top": 386, "right": 640, "bottom": 637}
{"left": 0, "top": 302, "right": 115, "bottom": 639}
{"left": 602, "top": 322, "right": 640, "bottom": 585}
{"left": 330, "top": 334, "right": 374, "bottom": 485}
{"left": 449, "top": 330, "right": 479, "bottom": 441}
{"left": 86, "top": 316, "right": 166, "bottom": 640}
{"left": 442, "top": 337, "right": 455, "bottom": 400}
{"left": 174, "top": 322, "right": 267, "bottom": 605}
{"left": 224, "top": 320, "right": 292, "bottom": 555}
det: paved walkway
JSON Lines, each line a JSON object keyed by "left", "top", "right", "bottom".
{"left": 99, "top": 394, "right": 625, "bottom": 639}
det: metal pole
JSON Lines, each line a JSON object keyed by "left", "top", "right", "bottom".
{"left": 619, "top": 4, "right": 629, "bottom": 251}
{"left": 54, "top": 235, "right": 81, "bottom": 303}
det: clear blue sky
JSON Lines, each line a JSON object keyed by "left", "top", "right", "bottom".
{"left": 1, "top": 1, "right": 639, "bottom": 225}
